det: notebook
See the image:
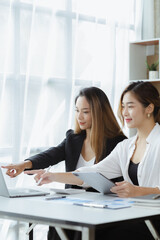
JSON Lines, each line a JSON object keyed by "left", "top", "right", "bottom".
{"left": 73, "top": 172, "right": 115, "bottom": 194}
{"left": 0, "top": 168, "right": 49, "bottom": 198}
{"left": 129, "top": 194, "right": 160, "bottom": 207}
{"left": 49, "top": 188, "right": 86, "bottom": 195}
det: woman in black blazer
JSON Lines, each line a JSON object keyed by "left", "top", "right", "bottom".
{"left": 3, "top": 86, "right": 126, "bottom": 240}
{"left": 27, "top": 129, "right": 126, "bottom": 187}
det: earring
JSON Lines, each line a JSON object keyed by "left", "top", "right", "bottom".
{"left": 147, "top": 113, "right": 150, "bottom": 118}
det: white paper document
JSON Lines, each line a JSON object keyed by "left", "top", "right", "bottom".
{"left": 129, "top": 194, "right": 160, "bottom": 207}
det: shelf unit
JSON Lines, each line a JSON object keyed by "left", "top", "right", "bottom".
{"left": 129, "top": 38, "right": 160, "bottom": 90}
{"left": 129, "top": 38, "right": 160, "bottom": 136}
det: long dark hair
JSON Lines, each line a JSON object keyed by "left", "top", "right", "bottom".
{"left": 118, "top": 81, "right": 160, "bottom": 125}
{"left": 74, "top": 87, "right": 124, "bottom": 163}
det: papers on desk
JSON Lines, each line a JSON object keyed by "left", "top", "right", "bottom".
{"left": 49, "top": 197, "right": 133, "bottom": 209}
{"left": 49, "top": 188, "right": 86, "bottom": 195}
{"left": 73, "top": 199, "right": 133, "bottom": 209}
{"left": 130, "top": 194, "right": 160, "bottom": 207}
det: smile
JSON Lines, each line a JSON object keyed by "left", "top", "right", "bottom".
{"left": 79, "top": 122, "right": 85, "bottom": 125}
{"left": 125, "top": 119, "right": 132, "bottom": 123}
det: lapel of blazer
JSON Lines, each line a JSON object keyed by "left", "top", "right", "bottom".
{"left": 68, "top": 131, "right": 86, "bottom": 171}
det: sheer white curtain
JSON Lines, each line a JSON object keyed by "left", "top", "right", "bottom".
{"left": 0, "top": 0, "right": 143, "bottom": 239}
{"left": 142, "top": 0, "right": 154, "bottom": 39}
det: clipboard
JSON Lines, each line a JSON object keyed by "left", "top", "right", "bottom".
{"left": 73, "top": 172, "right": 115, "bottom": 194}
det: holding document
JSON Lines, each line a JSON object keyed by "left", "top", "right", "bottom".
{"left": 25, "top": 81, "right": 160, "bottom": 239}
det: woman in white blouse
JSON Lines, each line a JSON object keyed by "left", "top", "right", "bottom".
{"left": 27, "top": 81, "right": 160, "bottom": 199}
{"left": 25, "top": 81, "right": 160, "bottom": 240}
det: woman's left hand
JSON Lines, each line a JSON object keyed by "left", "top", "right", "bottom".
{"left": 25, "top": 169, "right": 56, "bottom": 185}
{"left": 24, "top": 169, "right": 46, "bottom": 184}
{"left": 110, "top": 181, "right": 137, "bottom": 198}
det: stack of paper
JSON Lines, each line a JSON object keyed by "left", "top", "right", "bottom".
{"left": 49, "top": 197, "right": 133, "bottom": 209}
{"left": 130, "top": 194, "right": 160, "bottom": 207}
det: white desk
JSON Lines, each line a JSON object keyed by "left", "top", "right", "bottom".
{"left": 0, "top": 192, "right": 160, "bottom": 240}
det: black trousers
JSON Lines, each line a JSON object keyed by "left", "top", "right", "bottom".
{"left": 96, "top": 221, "right": 157, "bottom": 240}
{"left": 48, "top": 220, "right": 160, "bottom": 240}
{"left": 47, "top": 227, "right": 81, "bottom": 240}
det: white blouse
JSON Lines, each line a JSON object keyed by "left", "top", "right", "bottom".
{"left": 78, "top": 123, "right": 160, "bottom": 189}
{"left": 76, "top": 154, "right": 95, "bottom": 169}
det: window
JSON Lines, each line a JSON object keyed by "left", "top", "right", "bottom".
{"left": 0, "top": 0, "right": 143, "bottom": 239}
{"left": 0, "top": 0, "right": 141, "bottom": 165}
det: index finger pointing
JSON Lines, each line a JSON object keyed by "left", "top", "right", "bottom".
{"left": 1, "top": 165, "right": 14, "bottom": 170}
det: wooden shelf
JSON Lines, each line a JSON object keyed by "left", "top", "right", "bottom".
{"left": 129, "top": 39, "right": 160, "bottom": 137}
{"left": 130, "top": 39, "right": 159, "bottom": 46}
{"left": 129, "top": 38, "right": 160, "bottom": 81}
{"left": 133, "top": 40, "right": 159, "bottom": 46}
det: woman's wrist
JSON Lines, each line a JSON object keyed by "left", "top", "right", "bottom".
{"left": 24, "top": 160, "right": 33, "bottom": 169}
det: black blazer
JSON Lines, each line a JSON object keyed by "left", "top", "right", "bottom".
{"left": 26, "top": 130, "right": 126, "bottom": 185}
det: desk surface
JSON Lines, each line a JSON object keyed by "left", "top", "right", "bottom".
{"left": 0, "top": 192, "right": 160, "bottom": 229}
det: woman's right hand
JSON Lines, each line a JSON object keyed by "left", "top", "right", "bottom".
{"left": 1, "top": 161, "right": 32, "bottom": 178}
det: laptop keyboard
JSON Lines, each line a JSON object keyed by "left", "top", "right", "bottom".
{"left": 9, "top": 188, "right": 40, "bottom": 194}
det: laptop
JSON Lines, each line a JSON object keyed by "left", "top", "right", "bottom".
{"left": 73, "top": 172, "right": 115, "bottom": 194}
{"left": 0, "top": 168, "right": 49, "bottom": 198}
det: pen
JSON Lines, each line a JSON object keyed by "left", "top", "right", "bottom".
{"left": 152, "top": 194, "right": 160, "bottom": 200}
{"left": 74, "top": 202, "right": 107, "bottom": 208}
{"left": 37, "top": 165, "right": 52, "bottom": 186}
{"left": 45, "top": 196, "right": 66, "bottom": 201}
{"left": 83, "top": 203, "right": 106, "bottom": 208}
